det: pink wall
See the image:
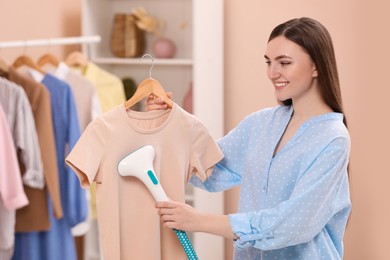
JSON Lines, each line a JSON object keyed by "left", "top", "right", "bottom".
{"left": 224, "top": 0, "right": 390, "bottom": 260}
{"left": 1, "top": 1, "right": 389, "bottom": 259}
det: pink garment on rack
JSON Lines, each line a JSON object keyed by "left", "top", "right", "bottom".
{"left": 0, "top": 104, "right": 28, "bottom": 259}
{"left": 0, "top": 104, "right": 28, "bottom": 210}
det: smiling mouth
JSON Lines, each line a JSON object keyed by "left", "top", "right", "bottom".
{"left": 274, "top": 82, "right": 288, "bottom": 90}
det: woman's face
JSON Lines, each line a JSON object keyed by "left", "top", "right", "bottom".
{"left": 265, "top": 36, "right": 318, "bottom": 103}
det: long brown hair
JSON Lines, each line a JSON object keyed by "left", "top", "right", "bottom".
{"left": 268, "top": 17, "right": 347, "bottom": 127}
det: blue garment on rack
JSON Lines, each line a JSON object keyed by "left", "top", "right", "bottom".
{"left": 13, "top": 74, "right": 87, "bottom": 260}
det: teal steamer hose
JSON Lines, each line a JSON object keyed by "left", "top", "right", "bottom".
{"left": 174, "top": 229, "right": 198, "bottom": 260}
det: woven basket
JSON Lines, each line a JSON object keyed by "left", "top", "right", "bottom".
{"left": 110, "top": 13, "right": 146, "bottom": 58}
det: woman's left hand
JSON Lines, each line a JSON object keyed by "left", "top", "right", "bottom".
{"left": 145, "top": 93, "right": 172, "bottom": 111}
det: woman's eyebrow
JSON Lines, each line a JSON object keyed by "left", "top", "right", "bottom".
{"left": 264, "top": 54, "right": 292, "bottom": 60}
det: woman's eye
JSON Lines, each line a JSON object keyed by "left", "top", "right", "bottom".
{"left": 280, "top": 61, "right": 291, "bottom": 66}
{"left": 265, "top": 60, "right": 271, "bottom": 65}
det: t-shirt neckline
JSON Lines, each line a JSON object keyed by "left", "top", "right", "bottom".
{"left": 121, "top": 102, "right": 176, "bottom": 134}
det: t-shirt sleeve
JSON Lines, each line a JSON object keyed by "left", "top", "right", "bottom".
{"left": 188, "top": 118, "right": 224, "bottom": 182}
{"left": 65, "top": 118, "right": 106, "bottom": 188}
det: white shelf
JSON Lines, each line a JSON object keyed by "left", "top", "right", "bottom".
{"left": 92, "top": 57, "right": 193, "bottom": 66}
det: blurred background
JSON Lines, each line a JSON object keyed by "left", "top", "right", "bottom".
{"left": 1, "top": 0, "right": 389, "bottom": 259}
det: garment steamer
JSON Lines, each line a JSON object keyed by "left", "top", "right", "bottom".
{"left": 117, "top": 145, "right": 199, "bottom": 260}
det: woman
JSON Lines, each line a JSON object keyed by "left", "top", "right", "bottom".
{"left": 151, "top": 17, "right": 351, "bottom": 259}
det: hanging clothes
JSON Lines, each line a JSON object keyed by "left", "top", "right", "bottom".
{"left": 0, "top": 78, "right": 44, "bottom": 189}
{"left": 13, "top": 72, "right": 87, "bottom": 260}
{"left": 44, "top": 61, "right": 101, "bottom": 131}
{"left": 71, "top": 62, "right": 126, "bottom": 112}
{"left": 0, "top": 104, "right": 29, "bottom": 260}
{"left": 43, "top": 61, "right": 102, "bottom": 259}
{"left": 66, "top": 103, "right": 224, "bottom": 260}
{"left": 7, "top": 67, "right": 63, "bottom": 232}
{"left": 0, "top": 76, "right": 43, "bottom": 260}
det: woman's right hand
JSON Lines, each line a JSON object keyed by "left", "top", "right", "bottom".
{"left": 145, "top": 93, "right": 172, "bottom": 111}
{"left": 156, "top": 200, "right": 202, "bottom": 232}
{"left": 156, "top": 200, "right": 237, "bottom": 239}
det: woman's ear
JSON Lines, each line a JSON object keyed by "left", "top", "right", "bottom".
{"left": 313, "top": 68, "right": 318, "bottom": 77}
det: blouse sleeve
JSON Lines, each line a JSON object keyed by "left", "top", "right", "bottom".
{"left": 189, "top": 115, "right": 253, "bottom": 192}
{"left": 229, "top": 136, "right": 351, "bottom": 250}
{"left": 65, "top": 118, "right": 106, "bottom": 188}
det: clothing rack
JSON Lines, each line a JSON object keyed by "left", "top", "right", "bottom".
{"left": 0, "top": 35, "right": 101, "bottom": 49}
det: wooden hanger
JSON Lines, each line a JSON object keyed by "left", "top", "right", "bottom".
{"left": 12, "top": 54, "right": 45, "bottom": 74}
{"left": 124, "top": 77, "right": 173, "bottom": 110}
{"left": 65, "top": 51, "right": 88, "bottom": 68}
{"left": 124, "top": 54, "right": 173, "bottom": 110}
{"left": 37, "top": 53, "right": 60, "bottom": 67}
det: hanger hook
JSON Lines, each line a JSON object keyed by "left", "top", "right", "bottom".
{"left": 140, "top": 53, "right": 155, "bottom": 78}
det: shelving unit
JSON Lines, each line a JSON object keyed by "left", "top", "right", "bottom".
{"left": 82, "top": 0, "right": 224, "bottom": 258}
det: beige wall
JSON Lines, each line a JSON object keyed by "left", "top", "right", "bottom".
{"left": 1, "top": 1, "right": 389, "bottom": 260}
{"left": 0, "top": 0, "right": 81, "bottom": 62}
{"left": 224, "top": 1, "right": 390, "bottom": 260}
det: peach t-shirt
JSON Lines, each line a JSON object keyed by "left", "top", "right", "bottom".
{"left": 66, "top": 103, "right": 223, "bottom": 260}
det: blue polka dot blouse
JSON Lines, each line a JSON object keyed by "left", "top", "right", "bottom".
{"left": 190, "top": 105, "right": 351, "bottom": 260}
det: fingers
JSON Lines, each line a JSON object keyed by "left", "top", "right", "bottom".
{"left": 156, "top": 201, "right": 181, "bottom": 228}
{"left": 159, "top": 211, "right": 181, "bottom": 230}
{"left": 157, "top": 206, "right": 175, "bottom": 217}
{"left": 145, "top": 103, "right": 168, "bottom": 112}
{"left": 157, "top": 209, "right": 179, "bottom": 229}
{"left": 144, "top": 93, "right": 172, "bottom": 111}
{"left": 156, "top": 201, "right": 176, "bottom": 220}
{"left": 145, "top": 95, "right": 166, "bottom": 105}
{"left": 156, "top": 201, "right": 176, "bottom": 209}
{"left": 144, "top": 96, "right": 168, "bottom": 111}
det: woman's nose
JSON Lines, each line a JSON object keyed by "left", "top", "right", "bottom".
{"left": 267, "top": 65, "right": 281, "bottom": 79}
